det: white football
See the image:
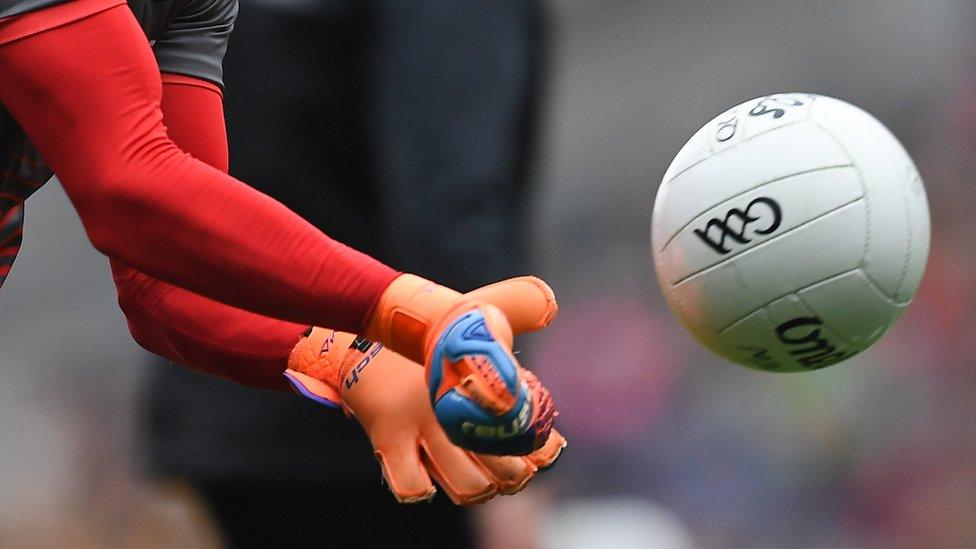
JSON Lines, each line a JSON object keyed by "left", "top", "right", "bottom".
{"left": 651, "top": 93, "right": 930, "bottom": 372}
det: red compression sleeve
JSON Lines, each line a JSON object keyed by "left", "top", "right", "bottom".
{"left": 158, "top": 73, "right": 229, "bottom": 173}
{"left": 113, "top": 262, "right": 303, "bottom": 389}
{"left": 111, "top": 74, "right": 305, "bottom": 390}
{"left": 0, "top": 4, "right": 398, "bottom": 333}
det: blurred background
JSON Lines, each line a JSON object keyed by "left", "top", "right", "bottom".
{"left": 2, "top": 0, "right": 976, "bottom": 547}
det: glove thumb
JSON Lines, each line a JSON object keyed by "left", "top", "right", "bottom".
{"left": 465, "top": 277, "right": 558, "bottom": 336}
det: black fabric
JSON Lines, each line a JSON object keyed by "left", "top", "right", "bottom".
{"left": 148, "top": 0, "right": 238, "bottom": 88}
{"left": 0, "top": 108, "right": 52, "bottom": 291}
{"left": 0, "top": 0, "right": 68, "bottom": 19}
{"left": 0, "top": 0, "right": 235, "bottom": 86}
{"left": 194, "top": 479, "right": 473, "bottom": 549}
{"left": 364, "top": 0, "right": 542, "bottom": 289}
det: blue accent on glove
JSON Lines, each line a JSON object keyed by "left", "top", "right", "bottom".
{"left": 429, "top": 310, "right": 538, "bottom": 455}
{"left": 282, "top": 371, "right": 342, "bottom": 409}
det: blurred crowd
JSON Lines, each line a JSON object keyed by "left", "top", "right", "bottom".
{"left": 2, "top": 0, "right": 976, "bottom": 547}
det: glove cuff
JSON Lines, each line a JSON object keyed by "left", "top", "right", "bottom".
{"left": 284, "top": 327, "right": 362, "bottom": 408}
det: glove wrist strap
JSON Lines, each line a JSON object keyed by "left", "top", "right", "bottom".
{"left": 364, "top": 273, "right": 463, "bottom": 363}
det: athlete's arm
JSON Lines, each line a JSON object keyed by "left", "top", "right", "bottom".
{"left": 0, "top": 3, "right": 396, "bottom": 333}
{"left": 113, "top": 260, "right": 306, "bottom": 389}
{"left": 111, "top": 73, "right": 306, "bottom": 389}
{"left": 0, "top": 1, "right": 560, "bottom": 456}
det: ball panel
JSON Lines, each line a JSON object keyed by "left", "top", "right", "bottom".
{"left": 657, "top": 166, "right": 863, "bottom": 285}
{"left": 762, "top": 294, "right": 863, "bottom": 371}
{"left": 717, "top": 292, "right": 866, "bottom": 373}
{"left": 808, "top": 96, "right": 930, "bottom": 303}
{"left": 718, "top": 309, "right": 796, "bottom": 372}
{"left": 660, "top": 122, "right": 717, "bottom": 185}
{"left": 731, "top": 94, "right": 816, "bottom": 149}
{"left": 660, "top": 93, "right": 818, "bottom": 185}
{"left": 898, "top": 165, "right": 931, "bottom": 302}
{"left": 655, "top": 122, "right": 852, "bottom": 249}
{"left": 667, "top": 200, "right": 866, "bottom": 333}
{"left": 797, "top": 269, "right": 906, "bottom": 346}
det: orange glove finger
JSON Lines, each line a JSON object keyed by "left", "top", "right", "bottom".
{"left": 419, "top": 432, "right": 497, "bottom": 506}
{"left": 472, "top": 428, "right": 566, "bottom": 495}
{"left": 526, "top": 428, "right": 567, "bottom": 470}
{"left": 372, "top": 438, "right": 437, "bottom": 504}
{"left": 470, "top": 453, "right": 536, "bottom": 496}
{"left": 466, "top": 276, "right": 558, "bottom": 335}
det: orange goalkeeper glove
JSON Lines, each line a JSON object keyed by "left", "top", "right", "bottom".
{"left": 285, "top": 327, "right": 564, "bottom": 504}
{"left": 362, "top": 275, "right": 559, "bottom": 456}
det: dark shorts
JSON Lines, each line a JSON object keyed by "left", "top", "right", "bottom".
{"left": 0, "top": 109, "right": 51, "bottom": 288}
